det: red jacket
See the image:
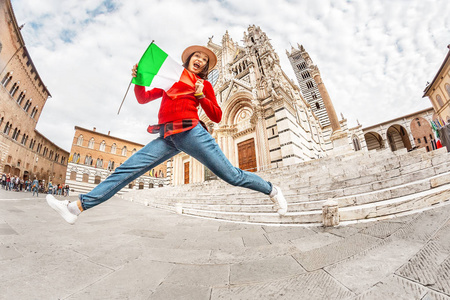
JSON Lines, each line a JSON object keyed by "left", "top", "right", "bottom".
{"left": 134, "top": 78, "right": 222, "bottom": 125}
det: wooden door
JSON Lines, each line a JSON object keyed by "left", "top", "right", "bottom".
{"left": 237, "top": 138, "right": 257, "bottom": 172}
{"left": 184, "top": 161, "right": 190, "bottom": 184}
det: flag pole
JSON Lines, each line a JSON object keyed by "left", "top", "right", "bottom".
{"left": 117, "top": 40, "right": 155, "bottom": 115}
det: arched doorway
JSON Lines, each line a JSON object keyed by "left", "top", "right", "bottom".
{"left": 23, "top": 171, "right": 29, "bottom": 181}
{"left": 364, "top": 132, "right": 383, "bottom": 151}
{"left": 387, "top": 125, "right": 411, "bottom": 151}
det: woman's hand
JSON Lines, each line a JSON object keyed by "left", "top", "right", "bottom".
{"left": 195, "top": 79, "right": 204, "bottom": 95}
{"left": 132, "top": 63, "right": 138, "bottom": 77}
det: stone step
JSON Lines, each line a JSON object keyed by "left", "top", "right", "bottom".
{"left": 140, "top": 167, "right": 450, "bottom": 211}
{"left": 144, "top": 182, "right": 450, "bottom": 224}
{"left": 124, "top": 147, "right": 450, "bottom": 225}
{"left": 137, "top": 172, "right": 450, "bottom": 215}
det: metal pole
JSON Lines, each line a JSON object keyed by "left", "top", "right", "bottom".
{"left": 117, "top": 40, "right": 154, "bottom": 115}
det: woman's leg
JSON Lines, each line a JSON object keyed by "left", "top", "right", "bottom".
{"left": 172, "top": 124, "right": 272, "bottom": 194}
{"left": 79, "top": 136, "right": 180, "bottom": 210}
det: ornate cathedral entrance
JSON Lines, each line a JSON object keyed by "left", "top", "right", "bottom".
{"left": 237, "top": 138, "right": 257, "bottom": 172}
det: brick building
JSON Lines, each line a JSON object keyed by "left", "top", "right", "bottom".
{"left": 0, "top": 0, "right": 68, "bottom": 185}
{"left": 65, "top": 126, "right": 168, "bottom": 194}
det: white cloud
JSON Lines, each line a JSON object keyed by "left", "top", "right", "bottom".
{"left": 9, "top": 0, "right": 450, "bottom": 151}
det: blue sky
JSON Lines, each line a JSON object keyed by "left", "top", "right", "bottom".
{"left": 10, "top": 0, "right": 450, "bottom": 151}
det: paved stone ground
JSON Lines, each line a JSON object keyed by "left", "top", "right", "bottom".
{"left": 0, "top": 189, "right": 450, "bottom": 300}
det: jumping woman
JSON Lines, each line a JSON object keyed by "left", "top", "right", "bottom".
{"left": 46, "top": 45, "right": 288, "bottom": 224}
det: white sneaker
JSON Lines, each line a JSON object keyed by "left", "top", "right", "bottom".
{"left": 46, "top": 194, "right": 77, "bottom": 224}
{"left": 270, "top": 186, "right": 288, "bottom": 216}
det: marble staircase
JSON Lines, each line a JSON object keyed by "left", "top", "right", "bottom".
{"left": 125, "top": 147, "right": 450, "bottom": 225}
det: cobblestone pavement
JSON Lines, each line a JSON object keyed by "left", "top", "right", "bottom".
{"left": 0, "top": 189, "right": 449, "bottom": 300}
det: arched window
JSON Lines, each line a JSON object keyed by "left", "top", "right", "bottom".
{"left": 4, "top": 122, "right": 12, "bottom": 135}
{"left": 436, "top": 95, "right": 444, "bottom": 107}
{"left": 88, "top": 138, "right": 95, "bottom": 149}
{"left": 445, "top": 83, "right": 450, "bottom": 98}
{"left": 96, "top": 158, "right": 103, "bottom": 168}
{"left": 1, "top": 72, "right": 12, "bottom": 86}
{"left": 30, "top": 106, "right": 38, "bottom": 119}
{"left": 77, "top": 135, "right": 83, "bottom": 146}
{"left": 315, "top": 102, "right": 320, "bottom": 109}
{"left": 352, "top": 135, "right": 361, "bottom": 151}
{"left": 111, "top": 143, "right": 117, "bottom": 154}
{"left": 107, "top": 160, "right": 115, "bottom": 171}
{"left": 11, "top": 127, "right": 18, "bottom": 140}
{"left": 24, "top": 99, "right": 32, "bottom": 112}
{"left": 99, "top": 140, "right": 106, "bottom": 151}
{"left": 121, "top": 146, "right": 127, "bottom": 156}
{"left": 70, "top": 171, "right": 77, "bottom": 180}
{"left": 9, "top": 81, "right": 19, "bottom": 97}
{"left": 17, "top": 91, "right": 26, "bottom": 104}
{"left": 0, "top": 117, "right": 3, "bottom": 128}
{"left": 131, "top": 148, "right": 137, "bottom": 155}
{"left": 94, "top": 176, "right": 101, "bottom": 184}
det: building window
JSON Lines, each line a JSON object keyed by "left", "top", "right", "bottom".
{"left": 107, "top": 160, "right": 115, "bottom": 171}
{"left": 9, "top": 81, "right": 19, "bottom": 97}
{"left": 306, "top": 81, "right": 314, "bottom": 89}
{"left": 111, "top": 143, "right": 117, "bottom": 154}
{"left": 70, "top": 171, "right": 77, "bottom": 180}
{"left": 315, "top": 102, "right": 320, "bottom": 110}
{"left": 352, "top": 136, "right": 361, "bottom": 151}
{"left": 424, "top": 136, "right": 427, "bottom": 143}
{"left": 11, "top": 128, "right": 19, "bottom": 140}
{"left": 311, "top": 92, "right": 318, "bottom": 100}
{"left": 24, "top": 99, "right": 32, "bottom": 112}
{"left": 3, "top": 122, "right": 12, "bottom": 135}
{"left": 17, "top": 91, "right": 26, "bottom": 105}
{"left": 99, "top": 140, "right": 106, "bottom": 151}
{"left": 96, "top": 158, "right": 103, "bottom": 168}
{"left": 301, "top": 71, "right": 310, "bottom": 79}
{"left": 88, "top": 138, "right": 95, "bottom": 149}
{"left": 418, "top": 138, "right": 421, "bottom": 143}
{"left": 77, "top": 135, "right": 83, "bottom": 146}
{"left": 82, "top": 173, "right": 89, "bottom": 182}
{"left": 436, "top": 95, "right": 444, "bottom": 107}
{"left": 94, "top": 176, "right": 101, "bottom": 184}
{"left": 296, "top": 62, "right": 307, "bottom": 70}
{"left": 121, "top": 146, "right": 127, "bottom": 156}
{"left": 445, "top": 83, "right": 450, "bottom": 98}
{"left": 131, "top": 148, "right": 137, "bottom": 155}
{"left": 1, "top": 72, "right": 12, "bottom": 87}
{"left": 30, "top": 106, "right": 38, "bottom": 119}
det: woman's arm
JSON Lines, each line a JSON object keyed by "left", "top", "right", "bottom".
{"left": 132, "top": 63, "right": 164, "bottom": 104}
{"left": 197, "top": 80, "right": 222, "bottom": 123}
{"left": 134, "top": 85, "right": 164, "bottom": 104}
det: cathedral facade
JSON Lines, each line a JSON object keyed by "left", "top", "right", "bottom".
{"left": 171, "top": 26, "right": 329, "bottom": 185}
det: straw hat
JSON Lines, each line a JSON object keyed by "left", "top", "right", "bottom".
{"left": 181, "top": 45, "right": 217, "bottom": 71}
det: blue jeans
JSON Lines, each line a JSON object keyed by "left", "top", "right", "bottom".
{"left": 32, "top": 187, "right": 38, "bottom": 196}
{"left": 79, "top": 124, "right": 273, "bottom": 210}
